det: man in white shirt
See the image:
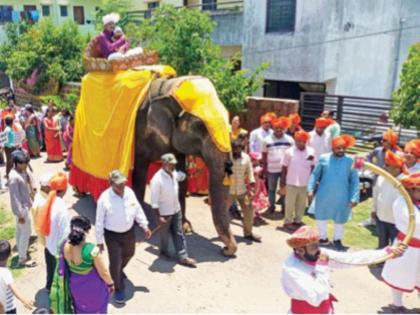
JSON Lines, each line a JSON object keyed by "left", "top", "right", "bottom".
{"left": 96, "top": 170, "right": 151, "bottom": 304}
{"left": 262, "top": 117, "right": 294, "bottom": 213}
{"left": 372, "top": 151, "right": 405, "bottom": 249}
{"left": 308, "top": 117, "right": 332, "bottom": 161}
{"left": 281, "top": 226, "right": 405, "bottom": 314}
{"left": 403, "top": 139, "right": 420, "bottom": 173}
{"left": 150, "top": 153, "right": 197, "bottom": 268}
{"left": 249, "top": 114, "right": 273, "bottom": 153}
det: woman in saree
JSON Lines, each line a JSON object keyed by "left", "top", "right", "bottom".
{"left": 50, "top": 216, "right": 114, "bottom": 314}
{"left": 43, "top": 108, "right": 63, "bottom": 162}
{"left": 24, "top": 105, "right": 41, "bottom": 158}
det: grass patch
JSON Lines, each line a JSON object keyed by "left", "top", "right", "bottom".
{"left": 303, "top": 198, "right": 378, "bottom": 249}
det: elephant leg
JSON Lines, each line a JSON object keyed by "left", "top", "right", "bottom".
{"left": 132, "top": 157, "right": 150, "bottom": 206}
{"left": 176, "top": 153, "right": 193, "bottom": 234}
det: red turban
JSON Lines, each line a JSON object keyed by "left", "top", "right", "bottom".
{"left": 289, "top": 113, "right": 301, "bottom": 126}
{"left": 332, "top": 135, "right": 356, "bottom": 149}
{"left": 384, "top": 150, "right": 406, "bottom": 169}
{"left": 36, "top": 172, "right": 69, "bottom": 237}
{"left": 294, "top": 130, "right": 310, "bottom": 143}
{"left": 404, "top": 139, "right": 420, "bottom": 158}
{"left": 383, "top": 129, "right": 399, "bottom": 147}
{"left": 315, "top": 117, "right": 333, "bottom": 128}
{"left": 272, "top": 116, "right": 291, "bottom": 129}
{"left": 287, "top": 226, "right": 320, "bottom": 248}
{"left": 400, "top": 172, "right": 420, "bottom": 189}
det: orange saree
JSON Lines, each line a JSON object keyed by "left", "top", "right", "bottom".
{"left": 43, "top": 117, "right": 64, "bottom": 162}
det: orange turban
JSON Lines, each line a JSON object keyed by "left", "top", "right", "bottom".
{"left": 272, "top": 116, "right": 291, "bottom": 129}
{"left": 315, "top": 117, "right": 333, "bottom": 128}
{"left": 404, "top": 139, "right": 420, "bottom": 158}
{"left": 266, "top": 112, "right": 277, "bottom": 122}
{"left": 332, "top": 135, "right": 356, "bottom": 149}
{"left": 36, "top": 172, "right": 69, "bottom": 237}
{"left": 400, "top": 172, "right": 420, "bottom": 189}
{"left": 287, "top": 226, "right": 320, "bottom": 248}
{"left": 289, "top": 113, "right": 301, "bottom": 125}
{"left": 260, "top": 114, "right": 271, "bottom": 125}
{"left": 294, "top": 130, "right": 310, "bottom": 143}
{"left": 384, "top": 150, "right": 406, "bottom": 169}
{"left": 383, "top": 129, "right": 399, "bottom": 147}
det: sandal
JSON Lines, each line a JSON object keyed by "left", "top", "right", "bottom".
{"left": 18, "top": 260, "right": 37, "bottom": 268}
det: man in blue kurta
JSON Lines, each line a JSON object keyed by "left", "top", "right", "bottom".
{"left": 307, "top": 135, "right": 360, "bottom": 251}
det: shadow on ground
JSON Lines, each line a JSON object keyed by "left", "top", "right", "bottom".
{"left": 110, "top": 279, "right": 149, "bottom": 309}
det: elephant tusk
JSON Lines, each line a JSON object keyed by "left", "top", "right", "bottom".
{"left": 329, "top": 159, "right": 415, "bottom": 266}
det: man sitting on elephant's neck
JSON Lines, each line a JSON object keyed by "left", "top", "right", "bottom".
{"left": 97, "top": 13, "right": 129, "bottom": 59}
{"left": 229, "top": 140, "right": 262, "bottom": 243}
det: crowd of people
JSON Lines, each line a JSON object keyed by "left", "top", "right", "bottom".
{"left": 0, "top": 98, "right": 419, "bottom": 314}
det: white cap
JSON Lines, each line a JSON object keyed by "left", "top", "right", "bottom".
{"left": 39, "top": 173, "right": 53, "bottom": 187}
{"left": 102, "top": 13, "right": 120, "bottom": 26}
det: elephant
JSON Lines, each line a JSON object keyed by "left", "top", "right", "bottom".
{"left": 132, "top": 76, "right": 237, "bottom": 256}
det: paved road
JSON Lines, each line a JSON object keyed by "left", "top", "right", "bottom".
{"left": 1, "top": 153, "right": 418, "bottom": 313}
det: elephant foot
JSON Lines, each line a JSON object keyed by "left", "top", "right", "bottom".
{"left": 182, "top": 220, "right": 194, "bottom": 234}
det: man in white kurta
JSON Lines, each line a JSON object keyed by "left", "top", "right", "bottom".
{"left": 249, "top": 114, "right": 273, "bottom": 153}
{"left": 382, "top": 171, "right": 420, "bottom": 312}
{"left": 281, "top": 226, "right": 404, "bottom": 314}
{"left": 308, "top": 118, "right": 332, "bottom": 161}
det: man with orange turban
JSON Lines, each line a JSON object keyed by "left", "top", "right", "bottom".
{"left": 37, "top": 172, "right": 71, "bottom": 291}
{"left": 321, "top": 110, "right": 341, "bottom": 138}
{"left": 288, "top": 113, "right": 302, "bottom": 136}
{"left": 281, "top": 226, "right": 405, "bottom": 314}
{"left": 249, "top": 113, "right": 273, "bottom": 153}
{"left": 308, "top": 117, "right": 332, "bottom": 161}
{"left": 307, "top": 135, "right": 359, "bottom": 251}
{"left": 262, "top": 116, "right": 294, "bottom": 213}
{"left": 367, "top": 129, "right": 401, "bottom": 169}
{"left": 372, "top": 151, "right": 407, "bottom": 250}
{"left": 382, "top": 171, "right": 420, "bottom": 312}
{"left": 281, "top": 131, "right": 315, "bottom": 231}
{"left": 404, "top": 139, "right": 420, "bottom": 173}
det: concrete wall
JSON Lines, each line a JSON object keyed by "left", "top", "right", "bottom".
{"left": 242, "top": 0, "right": 420, "bottom": 99}
{"left": 211, "top": 11, "right": 243, "bottom": 47}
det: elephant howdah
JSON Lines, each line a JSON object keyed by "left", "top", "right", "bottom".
{"left": 70, "top": 66, "right": 237, "bottom": 256}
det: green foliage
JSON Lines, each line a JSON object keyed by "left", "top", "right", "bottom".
{"left": 139, "top": 5, "right": 268, "bottom": 111}
{"left": 40, "top": 92, "right": 79, "bottom": 113}
{"left": 391, "top": 42, "right": 420, "bottom": 129}
{"left": 95, "top": 0, "right": 133, "bottom": 30}
{"left": 1, "top": 19, "right": 86, "bottom": 95}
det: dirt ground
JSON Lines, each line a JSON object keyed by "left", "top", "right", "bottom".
{"left": 1, "top": 153, "right": 418, "bottom": 313}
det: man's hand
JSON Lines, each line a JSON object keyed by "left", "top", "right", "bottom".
{"left": 390, "top": 242, "right": 407, "bottom": 258}
{"left": 307, "top": 192, "right": 314, "bottom": 204}
{"left": 158, "top": 216, "right": 168, "bottom": 226}
{"left": 371, "top": 211, "right": 377, "bottom": 221}
{"left": 22, "top": 299, "right": 34, "bottom": 310}
{"left": 98, "top": 244, "right": 105, "bottom": 253}
{"left": 18, "top": 217, "right": 25, "bottom": 224}
{"left": 143, "top": 227, "right": 152, "bottom": 239}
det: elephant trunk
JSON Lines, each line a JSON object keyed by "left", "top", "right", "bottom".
{"left": 207, "top": 157, "right": 237, "bottom": 256}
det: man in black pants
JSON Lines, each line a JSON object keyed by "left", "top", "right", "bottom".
{"left": 96, "top": 170, "right": 151, "bottom": 304}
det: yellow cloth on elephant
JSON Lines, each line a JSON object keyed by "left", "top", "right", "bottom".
{"left": 72, "top": 68, "right": 172, "bottom": 180}
{"left": 172, "top": 77, "right": 231, "bottom": 153}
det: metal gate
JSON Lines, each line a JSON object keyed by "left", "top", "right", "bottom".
{"left": 299, "top": 92, "right": 417, "bottom": 148}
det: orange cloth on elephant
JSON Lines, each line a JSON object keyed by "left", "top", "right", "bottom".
{"left": 287, "top": 226, "right": 320, "bottom": 248}
{"left": 385, "top": 150, "right": 406, "bottom": 168}
{"left": 272, "top": 116, "right": 291, "bottom": 129}
{"left": 405, "top": 139, "right": 420, "bottom": 158}
{"left": 383, "top": 129, "right": 399, "bottom": 147}
{"left": 400, "top": 172, "right": 420, "bottom": 189}
{"left": 36, "top": 172, "right": 68, "bottom": 237}
{"left": 43, "top": 117, "right": 64, "bottom": 162}
{"left": 294, "top": 130, "right": 310, "bottom": 143}
{"left": 331, "top": 135, "right": 356, "bottom": 149}
{"left": 315, "top": 117, "right": 333, "bottom": 129}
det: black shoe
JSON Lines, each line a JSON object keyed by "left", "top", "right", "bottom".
{"left": 266, "top": 206, "right": 275, "bottom": 213}
{"left": 244, "top": 234, "right": 262, "bottom": 243}
{"left": 319, "top": 238, "right": 329, "bottom": 246}
{"left": 333, "top": 240, "right": 345, "bottom": 251}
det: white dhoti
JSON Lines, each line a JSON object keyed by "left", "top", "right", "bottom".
{"left": 382, "top": 197, "right": 420, "bottom": 292}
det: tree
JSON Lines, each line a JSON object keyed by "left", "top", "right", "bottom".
{"left": 391, "top": 42, "right": 420, "bottom": 130}
{"left": 138, "top": 5, "right": 268, "bottom": 112}
{"left": 1, "top": 19, "right": 86, "bottom": 95}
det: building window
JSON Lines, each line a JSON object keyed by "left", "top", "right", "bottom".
{"left": 41, "top": 5, "right": 50, "bottom": 17}
{"left": 147, "top": 2, "right": 159, "bottom": 9}
{"left": 0, "top": 5, "right": 13, "bottom": 24}
{"left": 73, "top": 6, "right": 85, "bottom": 24}
{"left": 60, "top": 5, "right": 68, "bottom": 17}
{"left": 202, "top": 0, "right": 217, "bottom": 11}
{"left": 266, "top": 0, "right": 296, "bottom": 33}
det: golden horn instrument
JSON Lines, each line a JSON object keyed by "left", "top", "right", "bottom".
{"left": 328, "top": 159, "right": 415, "bottom": 266}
